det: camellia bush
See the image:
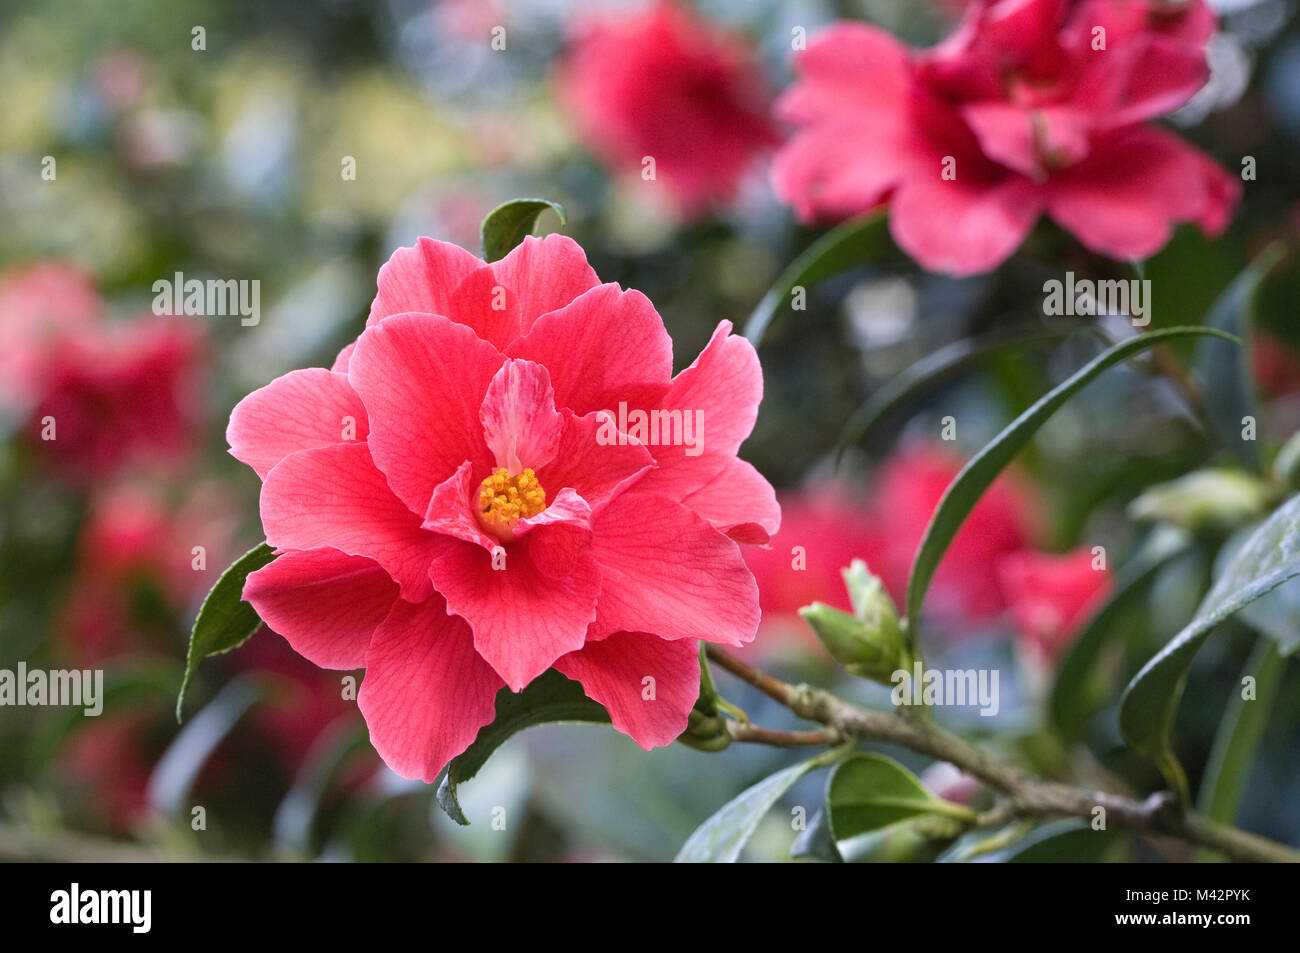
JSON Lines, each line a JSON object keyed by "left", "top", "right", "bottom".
{"left": 4, "top": 0, "right": 1300, "bottom": 869}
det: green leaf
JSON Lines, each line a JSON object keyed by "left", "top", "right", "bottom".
{"left": 480, "top": 198, "right": 566, "bottom": 263}
{"left": 1049, "top": 526, "right": 1191, "bottom": 744}
{"left": 789, "top": 806, "right": 843, "bottom": 863}
{"left": 905, "top": 327, "right": 1235, "bottom": 637}
{"left": 1120, "top": 493, "right": 1300, "bottom": 803}
{"left": 176, "top": 542, "right": 277, "bottom": 722}
{"left": 1194, "top": 244, "right": 1284, "bottom": 471}
{"left": 835, "top": 325, "right": 1088, "bottom": 466}
{"left": 675, "top": 750, "right": 838, "bottom": 862}
{"left": 826, "top": 753, "right": 972, "bottom": 855}
{"left": 742, "top": 212, "right": 890, "bottom": 347}
{"left": 1195, "top": 637, "right": 1284, "bottom": 861}
{"left": 436, "top": 669, "right": 609, "bottom": 825}
{"left": 1001, "top": 820, "right": 1120, "bottom": 862}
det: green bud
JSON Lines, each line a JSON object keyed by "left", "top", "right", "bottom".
{"left": 1272, "top": 431, "right": 1300, "bottom": 491}
{"left": 1127, "top": 469, "right": 1275, "bottom": 534}
{"left": 800, "top": 564, "right": 905, "bottom": 684}
{"left": 676, "top": 647, "right": 731, "bottom": 751}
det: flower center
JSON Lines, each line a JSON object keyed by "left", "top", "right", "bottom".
{"left": 478, "top": 467, "right": 547, "bottom": 538}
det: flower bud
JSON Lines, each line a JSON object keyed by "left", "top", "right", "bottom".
{"left": 1127, "top": 469, "right": 1274, "bottom": 534}
{"left": 800, "top": 562, "right": 905, "bottom": 683}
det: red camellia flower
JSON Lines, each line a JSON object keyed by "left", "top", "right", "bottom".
{"left": 228, "top": 234, "right": 778, "bottom": 781}
{"left": 32, "top": 316, "right": 202, "bottom": 481}
{"left": 870, "top": 442, "right": 1040, "bottom": 623}
{"left": 997, "top": 547, "right": 1111, "bottom": 662}
{"left": 558, "top": 1, "right": 778, "bottom": 216}
{"left": 0, "top": 262, "right": 98, "bottom": 416}
{"left": 741, "top": 483, "right": 883, "bottom": 656}
{"left": 773, "top": 0, "right": 1240, "bottom": 275}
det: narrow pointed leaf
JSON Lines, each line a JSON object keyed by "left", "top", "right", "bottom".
{"left": 676, "top": 753, "right": 832, "bottom": 862}
{"left": 436, "top": 669, "right": 609, "bottom": 825}
{"left": 743, "top": 212, "right": 889, "bottom": 346}
{"left": 480, "top": 198, "right": 566, "bottom": 262}
{"left": 1195, "top": 637, "right": 1284, "bottom": 861}
{"left": 176, "top": 542, "right": 277, "bottom": 722}
{"left": 1194, "top": 244, "right": 1284, "bottom": 471}
{"left": 905, "top": 327, "right": 1235, "bottom": 635}
{"left": 1120, "top": 493, "right": 1300, "bottom": 803}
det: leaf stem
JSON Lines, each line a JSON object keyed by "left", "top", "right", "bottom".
{"left": 705, "top": 646, "right": 1300, "bottom": 863}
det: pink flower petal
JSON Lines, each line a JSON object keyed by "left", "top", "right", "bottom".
{"left": 590, "top": 492, "right": 759, "bottom": 646}
{"left": 534, "top": 410, "right": 655, "bottom": 516}
{"left": 358, "top": 595, "right": 504, "bottom": 782}
{"left": 890, "top": 173, "right": 1042, "bottom": 276}
{"left": 490, "top": 235, "right": 601, "bottom": 337}
{"left": 348, "top": 312, "right": 504, "bottom": 516}
{"left": 445, "top": 265, "right": 523, "bottom": 350}
{"left": 423, "top": 461, "right": 498, "bottom": 551}
{"left": 1045, "top": 126, "right": 1233, "bottom": 261}
{"left": 260, "top": 442, "right": 446, "bottom": 600}
{"left": 431, "top": 536, "right": 599, "bottom": 690}
{"left": 227, "top": 368, "right": 369, "bottom": 479}
{"left": 680, "top": 456, "right": 781, "bottom": 544}
{"left": 479, "top": 359, "right": 563, "bottom": 474}
{"left": 507, "top": 283, "right": 674, "bottom": 415}
{"left": 243, "top": 547, "right": 399, "bottom": 669}
{"left": 367, "top": 237, "right": 485, "bottom": 327}
{"left": 553, "top": 631, "right": 699, "bottom": 749}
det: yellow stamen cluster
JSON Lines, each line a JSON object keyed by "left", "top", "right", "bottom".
{"left": 478, "top": 467, "right": 547, "bottom": 535}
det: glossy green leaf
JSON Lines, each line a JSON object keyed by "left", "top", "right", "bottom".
{"left": 835, "top": 326, "right": 1087, "bottom": 466}
{"left": 1194, "top": 244, "right": 1283, "bottom": 471}
{"left": 742, "top": 212, "right": 889, "bottom": 346}
{"left": 176, "top": 542, "right": 277, "bottom": 722}
{"left": 436, "top": 669, "right": 609, "bottom": 825}
{"left": 1049, "top": 526, "right": 1191, "bottom": 744}
{"left": 1120, "top": 493, "right": 1300, "bottom": 803}
{"left": 675, "top": 750, "right": 838, "bottom": 862}
{"left": 1001, "top": 820, "right": 1120, "bottom": 862}
{"left": 905, "top": 327, "right": 1235, "bottom": 637}
{"left": 826, "top": 753, "right": 972, "bottom": 855}
{"left": 789, "top": 806, "right": 843, "bottom": 863}
{"left": 1195, "top": 637, "right": 1283, "bottom": 862}
{"left": 480, "top": 198, "right": 566, "bottom": 262}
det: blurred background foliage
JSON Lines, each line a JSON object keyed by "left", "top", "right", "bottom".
{"left": 0, "top": 0, "right": 1299, "bottom": 861}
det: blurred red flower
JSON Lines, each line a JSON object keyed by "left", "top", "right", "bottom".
{"left": 773, "top": 0, "right": 1239, "bottom": 275}
{"left": 558, "top": 1, "right": 778, "bottom": 216}
{"left": 0, "top": 262, "right": 98, "bottom": 417}
{"left": 31, "top": 316, "right": 202, "bottom": 482}
{"left": 869, "top": 442, "right": 1040, "bottom": 623}
{"left": 997, "top": 547, "right": 1112, "bottom": 662}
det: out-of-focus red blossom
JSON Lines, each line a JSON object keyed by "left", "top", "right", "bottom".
{"left": 773, "top": 0, "right": 1240, "bottom": 275}
{"left": 870, "top": 442, "right": 1040, "bottom": 622}
{"left": 58, "top": 482, "right": 240, "bottom": 665}
{"left": 31, "top": 316, "right": 203, "bottom": 481}
{"left": 228, "top": 234, "right": 776, "bottom": 782}
{"left": 1252, "top": 331, "right": 1300, "bottom": 399}
{"left": 997, "top": 548, "right": 1112, "bottom": 662}
{"left": 558, "top": 1, "right": 778, "bottom": 216}
{"left": 56, "top": 713, "right": 160, "bottom": 832}
{"left": 741, "top": 483, "right": 882, "bottom": 654}
{"left": 0, "top": 262, "right": 98, "bottom": 414}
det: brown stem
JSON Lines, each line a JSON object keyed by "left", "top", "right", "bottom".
{"left": 705, "top": 646, "right": 1300, "bottom": 863}
{"left": 726, "top": 723, "right": 842, "bottom": 747}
